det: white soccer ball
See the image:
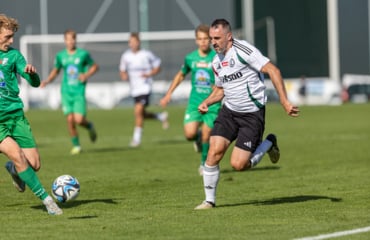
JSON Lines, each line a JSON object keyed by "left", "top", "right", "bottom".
{"left": 51, "top": 175, "right": 80, "bottom": 203}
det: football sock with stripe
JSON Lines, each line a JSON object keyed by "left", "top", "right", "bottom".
{"left": 203, "top": 164, "right": 219, "bottom": 204}
{"left": 18, "top": 166, "right": 49, "bottom": 200}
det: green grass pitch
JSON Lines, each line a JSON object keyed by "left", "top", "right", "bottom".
{"left": 0, "top": 103, "right": 369, "bottom": 240}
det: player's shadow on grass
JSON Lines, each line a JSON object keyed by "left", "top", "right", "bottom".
{"left": 219, "top": 195, "right": 342, "bottom": 208}
{"left": 221, "top": 165, "right": 280, "bottom": 174}
{"left": 31, "top": 198, "right": 120, "bottom": 211}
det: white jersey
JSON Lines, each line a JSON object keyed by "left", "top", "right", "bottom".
{"left": 119, "top": 49, "right": 161, "bottom": 97}
{"left": 213, "top": 39, "right": 270, "bottom": 113}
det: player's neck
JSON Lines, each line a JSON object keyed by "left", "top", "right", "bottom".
{"left": 198, "top": 48, "right": 210, "bottom": 57}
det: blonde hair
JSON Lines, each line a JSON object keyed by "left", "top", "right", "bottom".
{"left": 64, "top": 29, "right": 77, "bottom": 39}
{"left": 195, "top": 24, "right": 210, "bottom": 36}
{"left": 0, "top": 14, "right": 19, "bottom": 32}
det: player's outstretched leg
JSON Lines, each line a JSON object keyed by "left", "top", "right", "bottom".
{"left": 266, "top": 134, "right": 280, "bottom": 163}
{"left": 5, "top": 161, "right": 26, "bottom": 192}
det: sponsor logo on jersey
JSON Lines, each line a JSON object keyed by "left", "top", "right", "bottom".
{"left": 0, "top": 58, "right": 8, "bottom": 65}
{"left": 220, "top": 71, "right": 243, "bottom": 83}
{"left": 230, "top": 58, "right": 235, "bottom": 67}
{"left": 221, "top": 61, "right": 228, "bottom": 67}
{"left": 196, "top": 62, "right": 209, "bottom": 68}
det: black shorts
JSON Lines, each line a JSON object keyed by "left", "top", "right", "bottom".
{"left": 211, "top": 105, "right": 265, "bottom": 152}
{"left": 133, "top": 94, "right": 150, "bottom": 107}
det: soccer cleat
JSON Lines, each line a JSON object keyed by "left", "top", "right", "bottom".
{"left": 198, "top": 165, "right": 204, "bottom": 176}
{"left": 5, "top": 161, "right": 26, "bottom": 192}
{"left": 88, "top": 123, "right": 97, "bottom": 143}
{"left": 193, "top": 131, "right": 202, "bottom": 153}
{"left": 70, "top": 146, "right": 82, "bottom": 155}
{"left": 194, "top": 201, "right": 215, "bottom": 210}
{"left": 43, "top": 197, "right": 63, "bottom": 215}
{"left": 266, "top": 134, "right": 280, "bottom": 164}
{"left": 160, "top": 111, "right": 169, "bottom": 130}
{"left": 129, "top": 140, "right": 140, "bottom": 148}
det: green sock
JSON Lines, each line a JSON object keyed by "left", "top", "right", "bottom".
{"left": 71, "top": 136, "right": 80, "bottom": 146}
{"left": 201, "top": 142, "right": 209, "bottom": 166}
{"left": 18, "top": 166, "right": 49, "bottom": 200}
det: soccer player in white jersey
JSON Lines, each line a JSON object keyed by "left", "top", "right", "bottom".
{"left": 195, "top": 19, "right": 299, "bottom": 209}
{"left": 119, "top": 33, "right": 168, "bottom": 147}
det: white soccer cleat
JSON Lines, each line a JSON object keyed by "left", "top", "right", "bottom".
{"left": 43, "top": 197, "right": 63, "bottom": 215}
{"left": 266, "top": 134, "right": 280, "bottom": 164}
{"left": 198, "top": 165, "right": 204, "bottom": 176}
{"left": 129, "top": 140, "right": 140, "bottom": 148}
{"left": 70, "top": 146, "right": 82, "bottom": 155}
{"left": 160, "top": 111, "right": 169, "bottom": 130}
{"left": 194, "top": 201, "right": 215, "bottom": 210}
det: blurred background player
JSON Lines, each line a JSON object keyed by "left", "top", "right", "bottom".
{"left": 160, "top": 24, "right": 221, "bottom": 175}
{"left": 195, "top": 19, "right": 299, "bottom": 209}
{"left": 119, "top": 32, "right": 168, "bottom": 148}
{"left": 0, "top": 14, "right": 62, "bottom": 215}
{"left": 41, "top": 29, "right": 98, "bottom": 155}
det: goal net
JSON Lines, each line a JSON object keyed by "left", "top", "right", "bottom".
{"left": 19, "top": 30, "right": 195, "bottom": 110}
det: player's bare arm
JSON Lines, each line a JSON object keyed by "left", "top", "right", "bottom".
{"left": 261, "top": 62, "right": 299, "bottom": 117}
{"left": 160, "top": 71, "right": 185, "bottom": 107}
{"left": 142, "top": 66, "right": 161, "bottom": 78}
{"left": 40, "top": 68, "right": 60, "bottom": 88}
{"left": 79, "top": 63, "right": 99, "bottom": 82}
{"left": 198, "top": 86, "right": 224, "bottom": 113}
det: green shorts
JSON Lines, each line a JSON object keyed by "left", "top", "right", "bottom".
{"left": 62, "top": 93, "right": 87, "bottom": 116}
{"left": 184, "top": 104, "right": 220, "bottom": 128}
{"left": 0, "top": 115, "right": 36, "bottom": 148}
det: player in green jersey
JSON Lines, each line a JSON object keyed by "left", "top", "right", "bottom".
{"left": 160, "top": 24, "right": 221, "bottom": 175}
{"left": 0, "top": 14, "right": 62, "bottom": 215}
{"left": 41, "top": 30, "right": 99, "bottom": 155}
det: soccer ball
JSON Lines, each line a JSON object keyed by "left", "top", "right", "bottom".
{"left": 51, "top": 175, "right": 80, "bottom": 203}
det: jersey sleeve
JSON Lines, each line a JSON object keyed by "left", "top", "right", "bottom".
{"left": 147, "top": 50, "right": 161, "bottom": 68}
{"left": 54, "top": 52, "right": 62, "bottom": 70}
{"left": 119, "top": 52, "right": 127, "bottom": 72}
{"left": 15, "top": 51, "right": 40, "bottom": 87}
{"left": 234, "top": 40, "right": 270, "bottom": 71}
{"left": 180, "top": 55, "right": 191, "bottom": 75}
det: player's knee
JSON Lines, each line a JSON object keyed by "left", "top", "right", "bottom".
{"left": 231, "top": 160, "right": 251, "bottom": 171}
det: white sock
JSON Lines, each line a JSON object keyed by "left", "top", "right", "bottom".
{"left": 250, "top": 139, "right": 273, "bottom": 167}
{"left": 203, "top": 164, "right": 220, "bottom": 204}
{"left": 133, "top": 127, "right": 142, "bottom": 143}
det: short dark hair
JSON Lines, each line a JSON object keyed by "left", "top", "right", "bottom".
{"left": 130, "top": 32, "right": 140, "bottom": 41}
{"left": 210, "top": 19, "right": 232, "bottom": 32}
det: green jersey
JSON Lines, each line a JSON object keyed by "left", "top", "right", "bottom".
{"left": 0, "top": 47, "right": 40, "bottom": 121}
{"left": 54, "top": 48, "right": 94, "bottom": 95}
{"left": 181, "top": 49, "right": 220, "bottom": 110}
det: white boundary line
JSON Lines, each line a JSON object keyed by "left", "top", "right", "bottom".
{"left": 294, "top": 226, "right": 370, "bottom": 240}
